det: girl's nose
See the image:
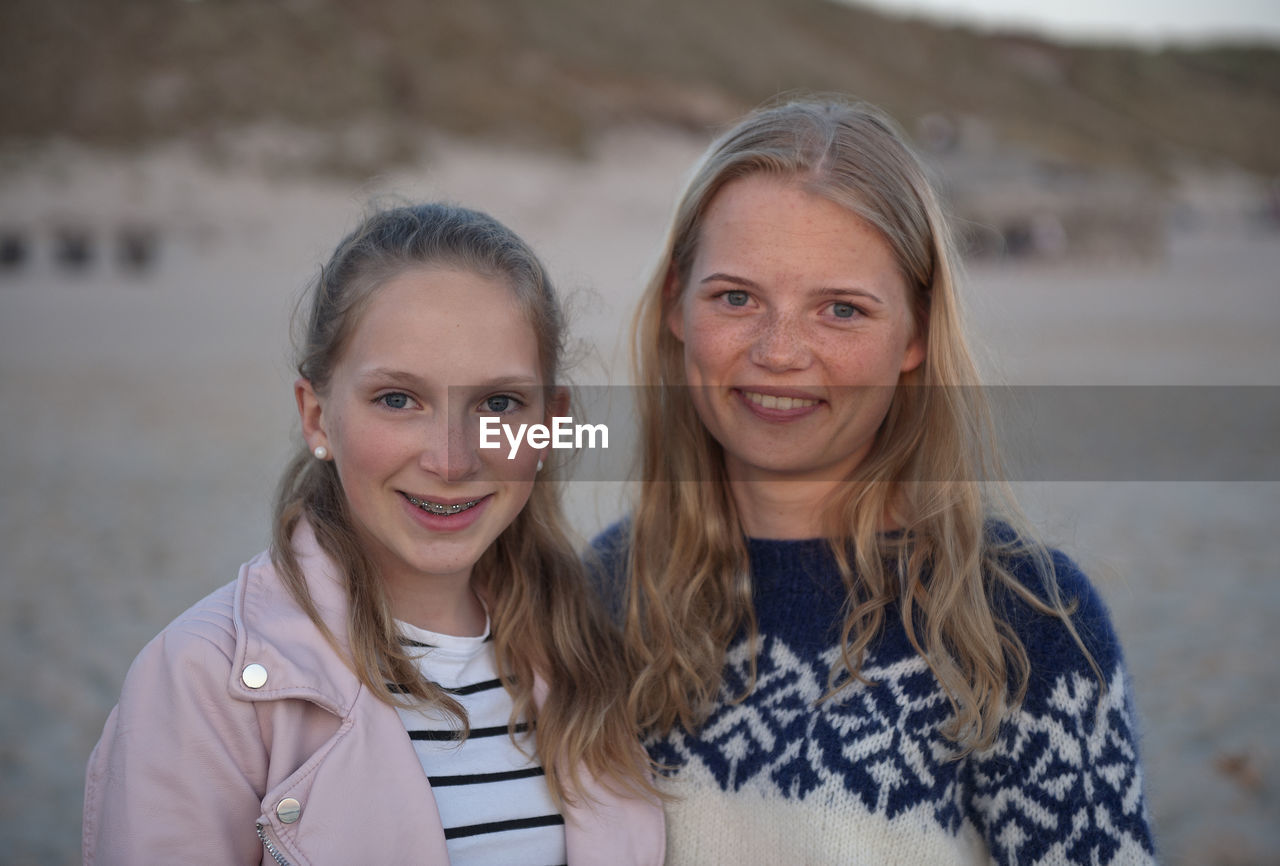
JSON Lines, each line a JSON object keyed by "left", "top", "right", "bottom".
{"left": 418, "top": 412, "right": 482, "bottom": 482}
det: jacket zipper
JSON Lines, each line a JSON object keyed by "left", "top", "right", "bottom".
{"left": 255, "top": 822, "right": 292, "bottom": 866}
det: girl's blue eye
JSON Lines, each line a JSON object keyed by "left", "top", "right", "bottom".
{"left": 380, "top": 393, "right": 410, "bottom": 409}
{"left": 831, "top": 302, "right": 858, "bottom": 319}
{"left": 725, "top": 290, "right": 750, "bottom": 307}
{"left": 483, "top": 395, "right": 518, "bottom": 413}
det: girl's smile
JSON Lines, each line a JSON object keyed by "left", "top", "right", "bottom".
{"left": 297, "top": 265, "right": 548, "bottom": 627}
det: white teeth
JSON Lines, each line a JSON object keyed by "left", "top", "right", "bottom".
{"left": 743, "top": 391, "right": 818, "bottom": 411}
{"left": 406, "top": 496, "right": 481, "bottom": 515}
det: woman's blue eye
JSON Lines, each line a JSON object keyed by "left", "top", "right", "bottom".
{"left": 483, "top": 395, "right": 517, "bottom": 413}
{"left": 831, "top": 302, "right": 858, "bottom": 319}
{"left": 380, "top": 393, "right": 410, "bottom": 409}
{"left": 725, "top": 290, "right": 749, "bottom": 307}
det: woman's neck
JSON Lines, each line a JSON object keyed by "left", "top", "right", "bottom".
{"left": 726, "top": 463, "right": 907, "bottom": 539}
{"left": 727, "top": 475, "right": 837, "bottom": 540}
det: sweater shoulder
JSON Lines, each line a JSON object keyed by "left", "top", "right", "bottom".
{"left": 585, "top": 518, "right": 631, "bottom": 623}
{"left": 992, "top": 537, "right": 1125, "bottom": 682}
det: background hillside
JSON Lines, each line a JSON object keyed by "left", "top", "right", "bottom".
{"left": 3, "top": 0, "right": 1279, "bottom": 176}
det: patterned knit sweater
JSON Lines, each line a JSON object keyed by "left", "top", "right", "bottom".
{"left": 591, "top": 524, "right": 1157, "bottom": 865}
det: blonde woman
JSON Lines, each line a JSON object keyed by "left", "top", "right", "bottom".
{"left": 593, "top": 99, "right": 1155, "bottom": 864}
{"left": 85, "top": 203, "right": 663, "bottom": 864}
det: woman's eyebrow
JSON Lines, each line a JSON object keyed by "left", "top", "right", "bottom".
{"left": 812, "top": 286, "right": 885, "bottom": 305}
{"left": 699, "top": 273, "right": 885, "bottom": 305}
{"left": 698, "top": 272, "right": 757, "bottom": 288}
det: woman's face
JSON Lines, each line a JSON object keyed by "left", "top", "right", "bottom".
{"left": 297, "top": 266, "right": 548, "bottom": 596}
{"left": 667, "top": 174, "right": 924, "bottom": 485}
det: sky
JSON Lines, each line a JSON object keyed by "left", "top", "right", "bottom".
{"left": 849, "top": 0, "right": 1280, "bottom": 45}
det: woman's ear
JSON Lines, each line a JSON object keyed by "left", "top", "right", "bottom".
{"left": 901, "top": 334, "right": 926, "bottom": 374}
{"left": 295, "top": 378, "right": 330, "bottom": 453}
{"left": 901, "top": 308, "right": 928, "bottom": 374}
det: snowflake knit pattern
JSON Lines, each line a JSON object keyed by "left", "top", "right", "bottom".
{"left": 592, "top": 525, "right": 1157, "bottom": 865}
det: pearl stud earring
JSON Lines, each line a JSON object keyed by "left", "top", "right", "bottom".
{"left": 313, "top": 445, "right": 328, "bottom": 460}
{"left": 537, "top": 459, "right": 545, "bottom": 472}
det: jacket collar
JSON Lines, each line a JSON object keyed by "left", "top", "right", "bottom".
{"left": 228, "top": 521, "right": 362, "bottom": 716}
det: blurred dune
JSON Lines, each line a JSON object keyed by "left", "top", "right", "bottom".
{"left": 4, "top": 0, "right": 1280, "bottom": 173}
{"left": 4, "top": 0, "right": 1279, "bottom": 263}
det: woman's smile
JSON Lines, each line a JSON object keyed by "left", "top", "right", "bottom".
{"left": 669, "top": 173, "right": 924, "bottom": 485}
{"left": 734, "top": 387, "right": 824, "bottom": 419}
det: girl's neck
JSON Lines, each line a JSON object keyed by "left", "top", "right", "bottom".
{"left": 385, "top": 578, "right": 487, "bottom": 638}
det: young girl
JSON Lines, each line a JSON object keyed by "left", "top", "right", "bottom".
{"left": 84, "top": 203, "right": 663, "bottom": 864}
{"left": 595, "top": 98, "right": 1156, "bottom": 863}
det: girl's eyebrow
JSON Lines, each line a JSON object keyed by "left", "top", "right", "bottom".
{"left": 471, "top": 375, "right": 541, "bottom": 389}
{"left": 356, "top": 368, "right": 540, "bottom": 389}
{"left": 699, "top": 273, "right": 884, "bottom": 305}
{"left": 355, "top": 367, "right": 423, "bottom": 387}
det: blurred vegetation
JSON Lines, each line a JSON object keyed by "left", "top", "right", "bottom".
{"left": 1, "top": 0, "right": 1277, "bottom": 176}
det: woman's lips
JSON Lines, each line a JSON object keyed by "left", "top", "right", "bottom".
{"left": 739, "top": 389, "right": 820, "bottom": 411}
{"left": 734, "top": 388, "right": 824, "bottom": 419}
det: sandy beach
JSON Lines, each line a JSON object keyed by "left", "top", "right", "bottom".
{"left": 2, "top": 128, "right": 1277, "bottom": 864}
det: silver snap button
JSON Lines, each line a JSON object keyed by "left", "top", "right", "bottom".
{"left": 276, "top": 797, "right": 302, "bottom": 824}
{"left": 241, "top": 663, "right": 268, "bottom": 689}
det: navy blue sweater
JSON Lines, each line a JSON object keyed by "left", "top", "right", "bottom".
{"left": 592, "top": 523, "right": 1156, "bottom": 865}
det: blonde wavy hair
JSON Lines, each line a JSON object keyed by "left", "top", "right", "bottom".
{"left": 272, "top": 202, "right": 649, "bottom": 805}
{"left": 625, "top": 97, "right": 1098, "bottom": 754}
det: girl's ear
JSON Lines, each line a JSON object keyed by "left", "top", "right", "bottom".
{"left": 295, "top": 378, "right": 330, "bottom": 454}
{"left": 545, "top": 386, "right": 570, "bottom": 423}
{"left": 535, "top": 386, "right": 572, "bottom": 471}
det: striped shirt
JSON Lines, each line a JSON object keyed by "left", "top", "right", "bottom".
{"left": 394, "top": 617, "right": 566, "bottom": 865}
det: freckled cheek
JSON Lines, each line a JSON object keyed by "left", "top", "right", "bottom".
{"left": 682, "top": 321, "right": 752, "bottom": 384}
{"left": 826, "top": 335, "right": 909, "bottom": 384}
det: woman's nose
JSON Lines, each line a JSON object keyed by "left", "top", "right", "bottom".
{"left": 747, "top": 312, "right": 812, "bottom": 373}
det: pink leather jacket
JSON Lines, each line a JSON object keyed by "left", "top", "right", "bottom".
{"left": 84, "top": 523, "right": 664, "bottom": 865}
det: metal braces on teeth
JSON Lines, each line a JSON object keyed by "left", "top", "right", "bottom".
{"left": 407, "top": 496, "right": 479, "bottom": 515}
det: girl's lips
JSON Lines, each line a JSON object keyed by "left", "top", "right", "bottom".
{"left": 400, "top": 492, "right": 491, "bottom": 531}
{"left": 403, "top": 494, "right": 484, "bottom": 515}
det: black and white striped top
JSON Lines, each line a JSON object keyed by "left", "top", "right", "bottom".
{"left": 394, "top": 618, "right": 566, "bottom": 866}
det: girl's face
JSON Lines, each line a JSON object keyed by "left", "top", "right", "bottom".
{"left": 297, "top": 266, "right": 549, "bottom": 598}
{"left": 667, "top": 174, "right": 924, "bottom": 485}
